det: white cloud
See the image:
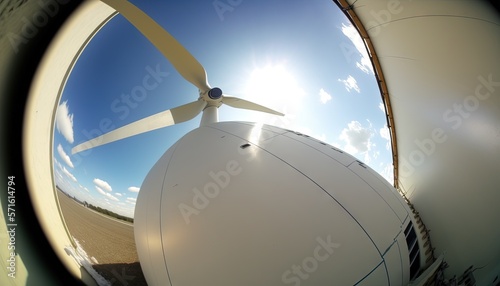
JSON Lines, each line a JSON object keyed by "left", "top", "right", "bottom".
{"left": 379, "top": 124, "right": 391, "bottom": 150}
{"left": 381, "top": 163, "right": 394, "bottom": 185}
{"left": 106, "top": 193, "right": 119, "bottom": 201}
{"left": 379, "top": 102, "right": 385, "bottom": 112}
{"left": 115, "top": 193, "right": 122, "bottom": 197}
{"left": 356, "top": 61, "right": 371, "bottom": 74}
{"left": 128, "top": 186, "right": 140, "bottom": 193}
{"left": 319, "top": 88, "right": 332, "bottom": 104}
{"left": 96, "top": 186, "right": 119, "bottom": 201}
{"left": 62, "top": 167, "right": 77, "bottom": 182}
{"left": 95, "top": 186, "right": 106, "bottom": 195}
{"left": 54, "top": 158, "right": 63, "bottom": 171}
{"left": 341, "top": 23, "right": 374, "bottom": 74}
{"left": 57, "top": 144, "right": 74, "bottom": 168}
{"left": 93, "top": 178, "right": 112, "bottom": 192}
{"left": 340, "top": 120, "right": 374, "bottom": 156}
{"left": 55, "top": 101, "right": 74, "bottom": 144}
{"left": 338, "top": 75, "right": 360, "bottom": 93}
{"left": 55, "top": 170, "right": 63, "bottom": 180}
{"left": 127, "top": 197, "right": 137, "bottom": 202}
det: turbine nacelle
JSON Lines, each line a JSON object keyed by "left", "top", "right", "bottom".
{"left": 199, "top": 87, "right": 224, "bottom": 109}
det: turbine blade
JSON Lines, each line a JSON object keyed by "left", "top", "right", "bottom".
{"left": 101, "top": 0, "right": 210, "bottom": 91}
{"left": 223, "top": 96, "right": 284, "bottom": 116}
{"left": 71, "top": 100, "right": 206, "bottom": 154}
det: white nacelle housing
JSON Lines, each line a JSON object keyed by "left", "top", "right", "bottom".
{"left": 135, "top": 121, "right": 419, "bottom": 285}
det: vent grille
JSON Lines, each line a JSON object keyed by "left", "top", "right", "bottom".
{"left": 404, "top": 221, "right": 421, "bottom": 280}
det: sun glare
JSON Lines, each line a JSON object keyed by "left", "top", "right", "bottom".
{"left": 244, "top": 64, "right": 305, "bottom": 128}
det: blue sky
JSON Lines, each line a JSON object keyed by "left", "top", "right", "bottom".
{"left": 53, "top": 0, "right": 394, "bottom": 218}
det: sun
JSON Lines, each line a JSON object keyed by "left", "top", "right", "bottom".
{"left": 243, "top": 63, "right": 305, "bottom": 128}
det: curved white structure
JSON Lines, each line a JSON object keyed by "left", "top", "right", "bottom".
{"left": 135, "top": 121, "right": 424, "bottom": 285}
{"left": 335, "top": 1, "right": 500, "bottom": 284}
{"left": 5, "top": 0, "right": 497, "bottom": 284}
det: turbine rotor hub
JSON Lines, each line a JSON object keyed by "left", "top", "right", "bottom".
{"left": 208, "top": 87, "right": 223, "bottom": 100}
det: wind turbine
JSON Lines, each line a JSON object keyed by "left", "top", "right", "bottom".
{"left": 71, "top": 1, "right": 283, "bottom": 155}
{"left": 70, "top": 1, "right": 438, "bottom": 285}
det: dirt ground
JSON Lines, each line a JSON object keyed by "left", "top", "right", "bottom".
{"left": 58, "top": 190, "right": 147, "bottom": 285}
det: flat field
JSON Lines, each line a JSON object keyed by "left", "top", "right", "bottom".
{"left": 57, "top": 190, "right": 146, "bottom": 285}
